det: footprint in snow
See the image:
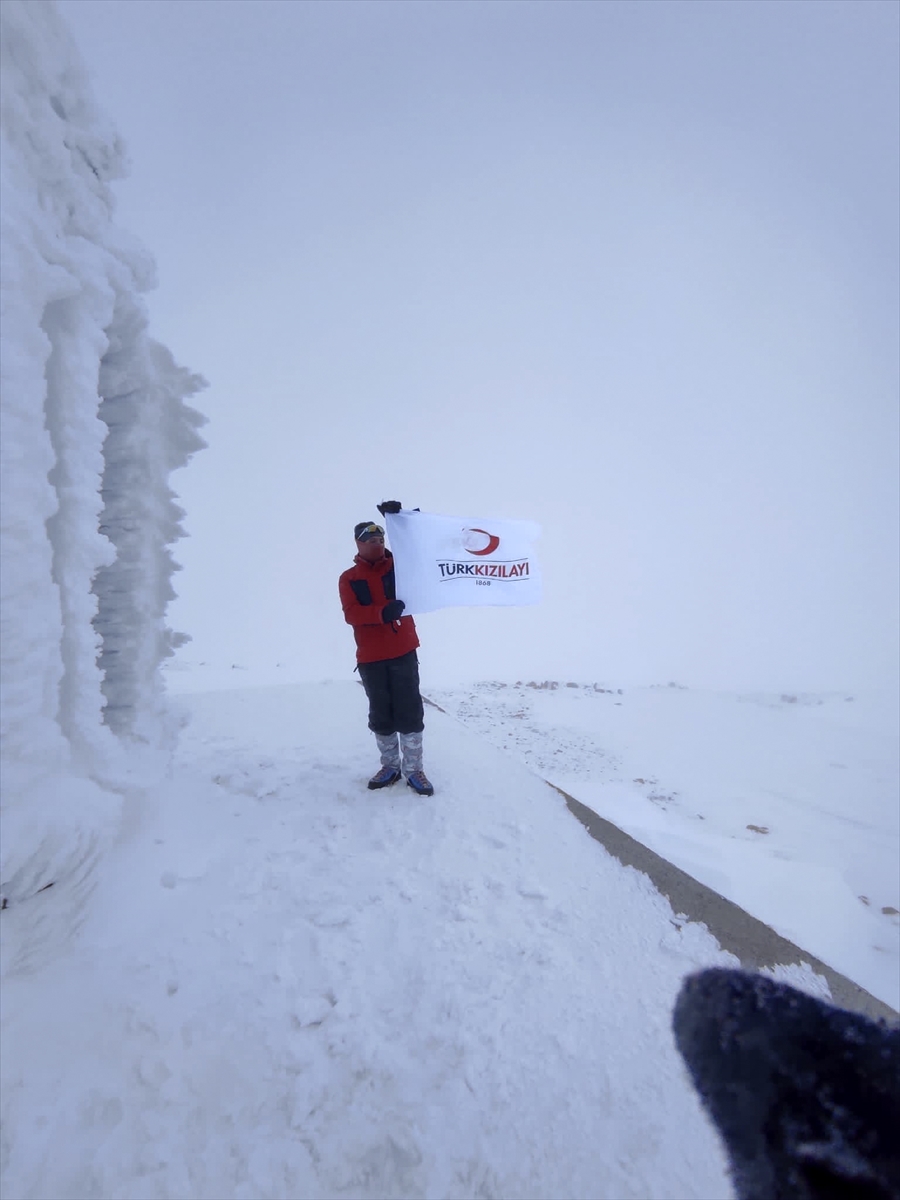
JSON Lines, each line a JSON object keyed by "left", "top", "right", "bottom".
{"left": 480, "top": 833, "right": 507, "bottom": 850}
{"left": 291, "top": 993, "right": 337, "bottom": 1029}
{"left": 160, "top": 871, "right": 205, "bottom": 889}
{"left": 517, "top": 883, "right": 549, "bottom": 901}
{"left": 309, "top": 907, "right": 354, "bottom": 929}
{"left": 213, "top": 769, "right": 281, "bottom": 799}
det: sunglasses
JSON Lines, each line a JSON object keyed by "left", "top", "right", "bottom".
{"left": 357, "top": 524, "right": 385, "bottom": 541}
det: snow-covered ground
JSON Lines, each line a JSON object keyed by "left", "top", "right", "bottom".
{"left": 3, "top": 674, "right": 763, "bottom": 1200}
{"left": 4, "top": 664, "right": 897, "bottom": 1199}
{"left": 162, "top": 659, "right": 900, "bottom": 1011}
{"left": 426, "top": 678, "right": 900, "bottom": 1011}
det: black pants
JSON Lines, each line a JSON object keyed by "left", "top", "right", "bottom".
{"left": 358, "top": 650, "right": 425, "bottom": 735}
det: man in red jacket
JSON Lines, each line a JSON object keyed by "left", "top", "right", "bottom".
{"left": 339, "top": 502, "right": 434, "bottom": 796}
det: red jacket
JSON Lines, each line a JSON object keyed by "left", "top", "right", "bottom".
{"left": 339, "top": 550, "right": 420, "bottom": 664}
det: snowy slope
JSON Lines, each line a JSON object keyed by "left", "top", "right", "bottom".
{"left": 427, "top": 680, "right": 900, "bottom": 1010}
{"left": 1, "top": 679, "right": 757, "bottom": 1200}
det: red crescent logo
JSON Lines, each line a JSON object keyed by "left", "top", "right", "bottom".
{"left": 465, "top": 528, "right": 501, "bottom": 556}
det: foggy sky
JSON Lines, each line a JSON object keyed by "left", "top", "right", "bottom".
{"left": 61, "top": 0, "right": 899, "bottom": 691}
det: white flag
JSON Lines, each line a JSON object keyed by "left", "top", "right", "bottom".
{"left": 385, "top": 509, "right": 541, "bottom": 615}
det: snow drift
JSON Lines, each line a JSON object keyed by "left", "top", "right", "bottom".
{"left": 0, "top": 0, "right": 206, "bottom": 910}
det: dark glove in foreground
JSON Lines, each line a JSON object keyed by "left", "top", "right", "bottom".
{"left": 382, "top": 599, "right": 405, "bottom": 623}
{"left": 673, "top": 967, "right": 900, "bottom": 1200}
{"left": 377, "top": 500, "right": 402, "bottom": 515}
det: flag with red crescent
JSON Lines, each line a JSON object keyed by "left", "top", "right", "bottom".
{"left": 384, "top": 509, "right": 542, "bottom": 614}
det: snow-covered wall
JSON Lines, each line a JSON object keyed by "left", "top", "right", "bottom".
{"left": 0, "top": 0, "right": 206, "bottom": 908}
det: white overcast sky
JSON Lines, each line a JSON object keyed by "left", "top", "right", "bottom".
{"left": 61, "top": 0, "right": 899, "bottom": 690}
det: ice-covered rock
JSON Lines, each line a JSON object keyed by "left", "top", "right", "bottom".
{"left": 0, "top": 0, "right": 206, "bottom": 908}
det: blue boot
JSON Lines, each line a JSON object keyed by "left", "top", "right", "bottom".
{"left": 406, "top": 770, "right": 434, "bottom": 797}
{"left": 368, "top": 765, "right": 401, "bottom": 790}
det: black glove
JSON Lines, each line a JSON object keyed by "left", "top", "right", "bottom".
{"left": 382, "top": 599, "right": 405, "bottom": 623}
{"left": 377, "top": 500, "right": 402, "bottom": 516}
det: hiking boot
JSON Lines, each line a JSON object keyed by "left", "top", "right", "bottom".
{"left": 368, "top": 766, "right": 402, "bottom": 790}
{"left": 406, "top": 770, "right": 434, "bottom": 797}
